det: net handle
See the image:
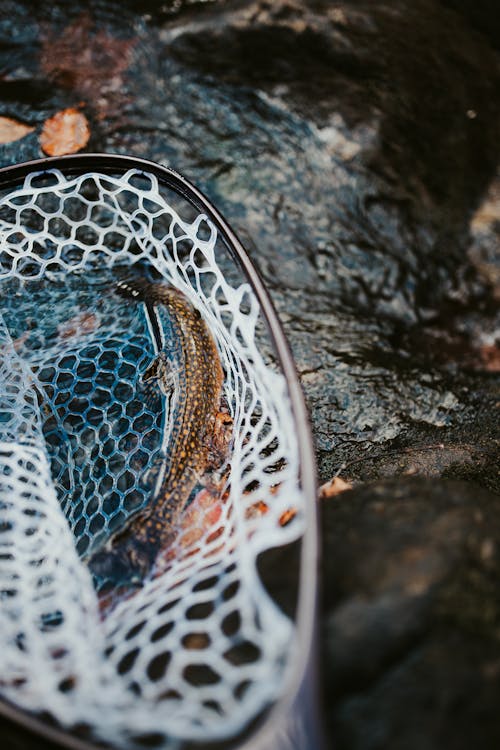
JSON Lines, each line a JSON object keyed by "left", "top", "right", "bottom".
{"left": 0, "top": 153, "right": 321, "bottom": 750}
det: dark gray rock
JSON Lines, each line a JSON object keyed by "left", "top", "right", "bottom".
{"left": 322, "top": 478, "right": 500, "bottom": 749}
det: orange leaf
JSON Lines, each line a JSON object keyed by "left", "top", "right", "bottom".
{"left": 0, "top": 116, "right": 35, "bottom": 145}
{"left": 319, "top": 476, "right": 352, "bottom": 498}
{"left": 40, "top": 108, "right": 90, "bottom": 156}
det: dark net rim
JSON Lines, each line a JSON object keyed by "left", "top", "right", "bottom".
{"left": 0, "top": 153, "right": 320, "bottom": 750}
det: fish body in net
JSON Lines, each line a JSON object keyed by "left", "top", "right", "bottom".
{"left": 87, "top": 278, "right": 226, "bottom": 588}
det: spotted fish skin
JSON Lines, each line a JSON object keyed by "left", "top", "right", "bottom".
{"left": 88, "top": 278, "right": 224, "bottom": 586}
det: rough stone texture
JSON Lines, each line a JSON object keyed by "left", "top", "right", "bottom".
{"left": 321, "top": 479, "right": 500, "bottom": 750}
{"left": 0, "top": 0, "right": 500, "bottom": 747}
{"left": 0, "top": 0, "right": 499, "bottom": 483}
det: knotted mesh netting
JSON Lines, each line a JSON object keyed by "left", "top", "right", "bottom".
{"left": 0, "top": 167, "right": 307, "bottom": 748}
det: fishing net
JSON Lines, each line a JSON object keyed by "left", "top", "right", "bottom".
{"left": 0, "top": 167, "right": 308, "bottom": 748}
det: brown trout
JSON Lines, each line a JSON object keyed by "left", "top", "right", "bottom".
{"left": 87, "top": 278, "right": 226, "bottom": 587}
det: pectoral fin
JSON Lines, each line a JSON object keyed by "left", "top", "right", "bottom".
{"left": 143, "top": 356, "right": 162, "bottom": 382}
{"left": 142, "top": 352, "right": 176, "bottom": 396}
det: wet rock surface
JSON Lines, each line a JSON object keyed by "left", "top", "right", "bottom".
{"left": 0, "top": 0, "right": 499, "bottom": 476}
{"left": 0, "top": 0, "right": 499, "bottom": 747}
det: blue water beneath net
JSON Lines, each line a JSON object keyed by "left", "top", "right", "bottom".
{"left": 0, "top": 268, "right": 174, "bottom": 559}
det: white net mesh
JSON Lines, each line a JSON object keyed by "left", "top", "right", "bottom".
{"left": 0, "top": 168, "right": 306, "bottom": 748}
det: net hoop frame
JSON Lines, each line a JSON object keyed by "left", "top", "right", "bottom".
{"left": 0, "top": 153, "right": 319, "bottom": 750}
